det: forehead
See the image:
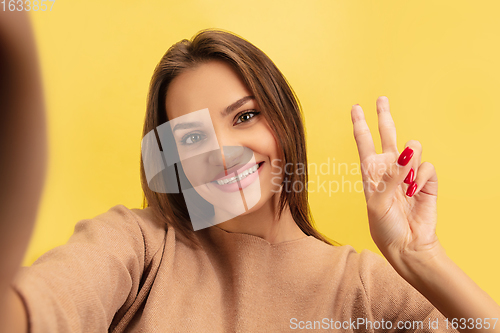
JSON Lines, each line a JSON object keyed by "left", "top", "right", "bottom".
{"left": 165, "top": 60, "right": 253, "bottom": 121}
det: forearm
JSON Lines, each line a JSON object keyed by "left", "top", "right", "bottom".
{"left": 398, "top": 243, "right": 500, "bottom": 333}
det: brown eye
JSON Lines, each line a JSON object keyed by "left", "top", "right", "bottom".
{"left": 235, "top": 110, "right": 260, "bottom": 125}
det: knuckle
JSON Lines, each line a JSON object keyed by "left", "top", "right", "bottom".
{"left": 421, "top": 161, "right": 435, "bottom": 171}
{"left": 378, "top": 122, "right": 394, "bottom": 130}
{"left": 354, "top": 128, "right": 371, "bottom": 139}
{"left": 377, "top": 107, "right": 390, "bottom": 115}
{"left": 351, "top": 112, "right": 365, "bottom": 123}
{"left": 382, "top": 168, "right": 395, "bottom": 183}
{"left": 406, "top": 139, "right": 422, "bottom": 150}
{"left": 367, "top": 199, "right": 377, "bottom": 213}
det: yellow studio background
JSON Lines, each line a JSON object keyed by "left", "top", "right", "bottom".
{"left": 26, "top": 0, "right": 500, "bottom": 304}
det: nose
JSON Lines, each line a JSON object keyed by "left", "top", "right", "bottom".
{"left": 208, "top": 145, "right": 245, "bottom": 169}
{"left": 208, "top": 125, "right": 248, "bottom": 168}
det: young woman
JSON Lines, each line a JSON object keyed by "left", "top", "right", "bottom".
{"left": 1, "top": 11, "right": 499, "bottom": 333}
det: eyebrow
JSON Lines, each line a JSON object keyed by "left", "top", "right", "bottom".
{"left": 172, "top": 121, "right": 204, "bottom": 133}
{"left": 172, "top": 96, "right": 256, "bottom": 133}
{"left": 221, "top": 95, "right": 255, "bottom": 117}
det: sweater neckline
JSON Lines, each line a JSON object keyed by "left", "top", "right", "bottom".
{"left": 207, "top": 224, "right": 315, "bottom": 248}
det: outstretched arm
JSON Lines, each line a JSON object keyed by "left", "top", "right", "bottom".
{"left": 0, "top": 10, "right": 47, "bottom": 333}
{"left": 351, "top": 97, "right": 500, "bottom": 332}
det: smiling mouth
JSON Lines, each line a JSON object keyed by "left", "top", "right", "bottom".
{"left": 212, "top": 162, "right": 264, "bottom": 185}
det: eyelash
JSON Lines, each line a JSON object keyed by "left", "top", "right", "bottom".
{"left": 179, "top": 110, "right": 261, "bottom": 146}
{"left": 180, "top": 132, "right": 205, "bottom": 146}
{"left": 234, "top": 110, "right": 260, "bottom": 125}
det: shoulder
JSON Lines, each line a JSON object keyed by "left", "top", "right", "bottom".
{"left": 300, "top": 239, "right": 380, "bottom": 284}
{"left": 101, "top": 204, "right": 168, "bottom": 252}
{"left": 311, "top": 242, "right": 396, "bottom": 280}
{"left": 321, "top": 245, "right": 443, "bottom": 325}
{"left": 325, "top": 245, "right": 409, "bottom": 295}
{"left": 352, "top": 248, "right": 440, "bottom": 321}
{"left": 304, "top": 238, "right": 432, "bottom": 300}
{"left": 307, "top": 240, "right": 410, "bottom": 292}
{"left": 64, "top": 204, "right": 169, "bottom": 264}
{"left": 307, "top": 239, "right": 381, "bottom": 271}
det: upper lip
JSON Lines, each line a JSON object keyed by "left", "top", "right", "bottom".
{"left": 211, "top": 162, "right": 262, "bottom": 183}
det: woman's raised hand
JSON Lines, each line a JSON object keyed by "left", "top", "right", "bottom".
{"left": 351, "top": 96, "right": 442, "bottom": 269}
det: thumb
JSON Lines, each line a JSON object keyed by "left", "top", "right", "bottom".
{"left": 374, "top": 146, "right": 414, "bottom": 205}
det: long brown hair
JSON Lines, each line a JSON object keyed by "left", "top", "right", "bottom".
{"left": 140, "top": 28, "right": 339, "bottom": 249}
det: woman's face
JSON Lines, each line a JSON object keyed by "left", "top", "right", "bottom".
{"left": 165, "top": 60, "right": 283, "bottom": 228}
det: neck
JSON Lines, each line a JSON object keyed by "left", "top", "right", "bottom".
{"left": 212, "top": 193, "right": 307, "bottom": 244}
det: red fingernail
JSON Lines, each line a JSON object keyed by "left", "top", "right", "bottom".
{"left": 404, "top": 168, "right": 414, "bottom": 184}
{"left": 398, "top": 147, "right": 414, "bottom": 166}
{"left": 406, "top": 182, "right": 417, "bottom": 197}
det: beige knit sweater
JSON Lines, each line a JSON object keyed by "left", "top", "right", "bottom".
{"left": 11, "top": 205, "right": 457, "bottom": 332}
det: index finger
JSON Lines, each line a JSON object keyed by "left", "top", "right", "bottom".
{"left": 351, "top": 104, "right": 376, "bottom": 162}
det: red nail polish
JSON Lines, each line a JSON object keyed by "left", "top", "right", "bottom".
{"left": 404, "top": 168, "right": 414, "bottom": 184}
{"left": 398, "top": 147, "right": 414, "bottom": 166}
{"left": 406, "top": 182, "right": 417, "bottom": 197}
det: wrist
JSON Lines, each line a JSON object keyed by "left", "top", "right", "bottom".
{"left": 401, "top": 240, "right": 448, "bottom": 276}
{"left": 381, "top": 239, "right": 448, "bottom": 287}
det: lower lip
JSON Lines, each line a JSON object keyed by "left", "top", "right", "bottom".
{"left": 210, "top": 162, "right": 264, "bottom": 193}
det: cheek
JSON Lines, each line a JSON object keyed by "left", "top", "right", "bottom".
{"left": 179, "top": 161, "right": 199, "bottom": 185}
{"left": 251, "top": 126, "right": 284, "bottom": 183}
{"left": 179, "top": 158, "right": 211, "bottom": 187}
{"left": 262, "top": 127, "right": 285, "bottom": 184}
{"left": 253, "top": 122, "right": 280, "bottom": 158}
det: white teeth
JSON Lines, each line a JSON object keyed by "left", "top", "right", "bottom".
{"left": 216, "top": 163, "right": 260, "bottom": 185}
